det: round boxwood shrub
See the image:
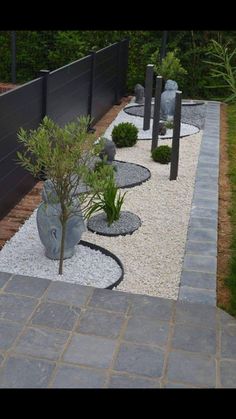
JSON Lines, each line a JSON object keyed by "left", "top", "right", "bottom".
{"left": 151, "top": 145, "right": 172, "bottom": 164}
{"left": 111, "top": 122, "right": 138, "bottom": 147}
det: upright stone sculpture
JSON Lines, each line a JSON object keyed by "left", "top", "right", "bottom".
{"left": 99, "top": 138, "right": 116, "bottom": 164}
{"left": 134, "top": 84, "right": 145, "bottom": 104}
{"left": 36, "top": 180, "right": 86, "bottom": 260}
{"left": 160, "top": 80, "right": 178, "bottom": 120}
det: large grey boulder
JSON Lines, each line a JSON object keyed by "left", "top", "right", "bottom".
{"left": 134, "top": 84, "right": 145, "bottom": 104}
{"left": 99, "top": 138, "right": 116, "bottom": 164}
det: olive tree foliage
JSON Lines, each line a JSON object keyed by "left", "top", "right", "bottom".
{"left": 17, "top": 116, "right": 113, "bottom": 275}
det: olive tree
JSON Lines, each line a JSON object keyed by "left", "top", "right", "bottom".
{"left": 17, "top": 115, "right": 112, "bottom": 275}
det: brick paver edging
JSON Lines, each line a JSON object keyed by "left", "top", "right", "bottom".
{"left": 179, "top": 101, "right": 220, "bottom": 305}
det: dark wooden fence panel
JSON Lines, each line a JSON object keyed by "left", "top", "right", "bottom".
{"left": 92, "top": 44, "right": 118, "bottom": 123}
{"left": 0, "top": 40, "right": 129, "bottom": 221}
{"left": 0, "top": 78, "right": 43, "bottom": 219}
{"left": 47, "top": 56, "right": 91, "bottom": 126}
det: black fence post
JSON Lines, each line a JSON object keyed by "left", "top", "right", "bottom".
{"left": 170, "top": 91, "right": 182, "bottom": 181}
{"left": 151, "top": 76, "right": 163, "bottom": 152}
{"left": 87, "top": 51, "right": 96, "bottom": 132}
{"left": 160, "top": 31, "right": 168, "bottom": 63}
{"left": 143, "top": 64, "right": 154, "bottom": 131}
{"left": 39, "top": 69, "right": 50, "bottom": 119}
{"left": 115, "top": 41, "right": 122, "bottom": 105}
{"left": 120, "top": 38, "right": 129, "bottom": 97}
{"left": 38, "top": 70, "right": 50, "bottom": 181}
{"left": 11, "top": 31, "right": 16, "bottom": 84}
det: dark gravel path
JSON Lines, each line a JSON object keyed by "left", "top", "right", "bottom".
{"left": 124, "top": 103, "right": 207, "bottom": 129}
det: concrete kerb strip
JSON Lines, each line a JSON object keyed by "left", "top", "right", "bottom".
{"left": 179, "top": 101, "right": 221, "bottom": 306}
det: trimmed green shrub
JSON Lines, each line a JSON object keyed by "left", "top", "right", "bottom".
{"left": 151, "top": 145, "right": 172, "bottom": 164}
{"left": 112, "top": 122, "right": 138, "bottom": 148}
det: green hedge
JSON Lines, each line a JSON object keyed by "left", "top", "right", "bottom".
{"left": 1, "top": 30, "right": 236, "bottom": 100}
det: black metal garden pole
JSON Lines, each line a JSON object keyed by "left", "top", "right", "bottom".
{"left": 115, "top": 41, "right": 122, "bottom": 105}
{"left": 160, "top": 31, "right": 168, "bottom": 63}
{"left": 143, "top": 64, "right": 154, "bottom": 131}
{"left": 39, "top": 69, "right": 50, "bottom": 119}
{"left": 87, "top": 50, "right": 96, "bottom": 133}
{"left": 11, "top": 31, "right": 16, "bottom": 84}
{"left": 170, "top": 90, "right": 182, "bottom": 181}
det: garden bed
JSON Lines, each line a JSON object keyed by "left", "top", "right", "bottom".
{"left": 0, "top": 98, "right": 204, "bottom": 299}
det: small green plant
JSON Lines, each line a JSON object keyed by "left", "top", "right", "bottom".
{"left": 151, "top": 145, "right": 172, "bottom": 164}
{"left": 204, "top": 39, "right": 236, "bottom": 103}
{"left": 84, "top": 167, "right": 126, "bottom": 226}
{"left": 112, "top": 122, "right": 138, "bottom": 148}
{"left": 164, "top": 120, "right": 174, "bottom": 129}
{"left": 94, "top": 157, "right": 117, "bottom": 173}
{"left": 150, "top": 49, "right": 187, "bottom": 85}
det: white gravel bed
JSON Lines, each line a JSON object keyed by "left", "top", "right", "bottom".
{"left": 0, "top": 102, "right": 202, "bottom": 300}
{"left": 82, "top": 127, "right": 202, "bottom": 299}
{"left": 104, "top": 107, "right": 199, "bottom": 140}
{"left": 0, "top": 210, "right": 122, "bottom": 288}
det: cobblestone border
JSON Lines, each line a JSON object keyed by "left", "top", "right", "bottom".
{"left": 179, "top": 102, "right": 220, "bottom": 306}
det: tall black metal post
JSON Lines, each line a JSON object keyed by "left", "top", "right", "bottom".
{"left": 143, "top": 64, "right": 154, "bottom": 131}
{"left": 160, "top": 31, "right": 168, "bottom": 63}
{"left": 38, "top": 69, "right": 50, "bottom": 181}
{"left": 170, "top": 91, "right": 182, "bottom": 181}
{"left": 11, "top": 31, "right": 16, "bottom": 84}
{"left": 39, "top": 69, "right": 50, "bottom": 119}
{"left": 151, "top": 76, "right": 163, "bottom": 151}
{"left": 115, "top": 41, "right": 122, "bottom": 105}
{"left": 87, "top": 51, "right": 96, "bottom": 133}
{"left": 121, "top": 38, "right": 129, "bottom": 97}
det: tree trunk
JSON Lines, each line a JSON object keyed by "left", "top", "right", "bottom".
{"left": 59, "top": 217, "right": 66, "bottom": 275}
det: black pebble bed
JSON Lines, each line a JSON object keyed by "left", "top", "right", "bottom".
{"left": 87, "top": 210, "right": 142, "bottom": 236}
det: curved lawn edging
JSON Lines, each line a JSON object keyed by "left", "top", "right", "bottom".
{"left": 79, "top": 240, "right": 124, "bottom": 290}
{"left": 179, "top": 101, "right": 220, "bottom": 306}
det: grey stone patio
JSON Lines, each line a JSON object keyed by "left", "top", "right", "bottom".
{"left": 0, "top": 272, "right": 236, "bottom": 388}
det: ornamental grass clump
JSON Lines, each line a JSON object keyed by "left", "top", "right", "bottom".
{"left": 204, "top": 39, "right": 236, "bottom": 103}
{"left": 84, "top": 165, "right": 126, "bottom": 226}
{"left": 151, "top": 145, "right": 172, "bottom": 164}
{"left": 112, "top": 122, "right": 138, "bottom": 147}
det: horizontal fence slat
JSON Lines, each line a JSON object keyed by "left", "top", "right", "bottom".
{"left": 0, "top": 172, "right": 36, "bottom": 220}
{"left": 49, "top": 56, "right": 91, "bottom": 93}
{"left": 0, "top": 100, "right": 43, "bottom": 146}
{"left": 0, "top": 78, "right": 43, "bottom": 120}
